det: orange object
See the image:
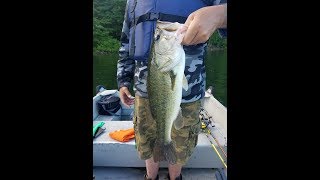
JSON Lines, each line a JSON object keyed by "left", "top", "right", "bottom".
{"left": 109, "top": 128, "right": 135, "bottom": 142}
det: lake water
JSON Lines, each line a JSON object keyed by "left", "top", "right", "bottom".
{"left": 93, "top": 50, "right": 227, "bottom": 106}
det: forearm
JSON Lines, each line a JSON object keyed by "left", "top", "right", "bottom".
{"left": 219, "top": 4, "right": 227, "bottom": 28}
{"left": 117, "top": 31, "right": 135, "bottom": 89}
{"left": 117, "top": 51, "right": 135, "bottom": 90}
{"left": 117, "top": 1, "right": 135, "bottom": 90}
{"left": 209, "top": 3, "right": 227, "bottom": 29}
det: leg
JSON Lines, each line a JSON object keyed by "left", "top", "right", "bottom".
{"left": 169, "top": 100, "right": 202, "bottom": 180}
{"left": 168, "top": 163, "right": 182, "bottom": 180}
{"left": 145, "top": 157, "right": 160, "bottom": 180}
{"left": 134, "top": 96, "right": 159, "bottom": 179}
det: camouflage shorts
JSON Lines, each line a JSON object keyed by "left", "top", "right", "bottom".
{"left": 133, "top": 95, "right": 202, "bottom": 165}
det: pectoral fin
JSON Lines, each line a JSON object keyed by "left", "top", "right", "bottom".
{"left": 174, "top": 108, "right": 184, "bottom": 130}
{"left": 182, "top": 74, "right": 188, "bottom": 91}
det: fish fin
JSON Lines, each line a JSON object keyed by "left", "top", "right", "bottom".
{"left": 182, "top": 74, "right": 188, "bottom": 91}
{"left": 152, "top": 147, "right": 161, "bottom": 163}
{"left": 174, "top": 108, "right": 184, "bottom": 130}
{"left": 169, "top": 71, "right": 176, "bottom": 91}
{"left": 163, "top": 142, "right": 177, "bottom": 164}
{"left": 153, "top": 140, "right": 176, "bottom": 164}
{"left": 152, "top": 140, "right": 165, "bottom": 163}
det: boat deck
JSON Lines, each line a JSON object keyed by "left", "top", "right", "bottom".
{"left": 93, "top": 120, "right": 227, "bottom": 168}
{"left": 93, "top": 90, "right": 227, "bottom": 179}
{"left": 93, "top": 167, "right": 226, "bottom": 180}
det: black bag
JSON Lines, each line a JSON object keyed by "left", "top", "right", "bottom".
{"left": 97, "top": 94, "right": 121, "bottom": 115}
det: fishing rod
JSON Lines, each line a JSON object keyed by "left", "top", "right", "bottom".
{"left": 199, "top": 108, "right": 227, "bottom": 158}
{"left": 201, "top": 114, "right": 228, "bottom": 157}
{"left": 204, "top": 128, "right": 227, "bottom": 168}
{"left": 199, "top": 108, "right": 227, "bottom": 168}
{"left": 203, "top": 121, "right": 227, "bottom": 158}
{"left": 200, "top": 108, "right": 227, "bottom": 146}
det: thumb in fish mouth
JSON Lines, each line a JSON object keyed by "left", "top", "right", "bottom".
{"left": 157, "top": 21, "right": 187, "bottom": 44}
{"left": 174, "top": 25, "right": 188, "bottom": 44}
{"left": 173, "top": 109, "right": 184, "bottom": 130}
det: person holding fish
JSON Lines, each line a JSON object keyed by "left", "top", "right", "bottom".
{"left": 117, "top": 0, "right": 227, "bottom": 180}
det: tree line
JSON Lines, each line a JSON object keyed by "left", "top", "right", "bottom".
{"left": 93, "top": 0, "right": 227, "bottom": 54}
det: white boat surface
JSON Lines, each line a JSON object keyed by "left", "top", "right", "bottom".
{"left": 93, "top": 87, "right": 227, "bottom": 179}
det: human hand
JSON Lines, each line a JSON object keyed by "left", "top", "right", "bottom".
{"left": 119, "top": 87, "right": 135, "bottom": 107}
{"left": 181, "top": 4, "right": 227, "bottom": 45}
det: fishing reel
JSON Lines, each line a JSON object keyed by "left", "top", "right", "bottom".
{"left": 199, "top": 107, "right": 228, "bottom": 168}
{"left": 199, "top": 107, "right": 214, "bottom": 130}
{"left": 199, "top": 107, "right": 227, "bottom": 147}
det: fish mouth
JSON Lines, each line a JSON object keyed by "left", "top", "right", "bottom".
{"left": 153, "top": 21, "right": 185, "bottom": 72}
{"left": 157, "top": 21, "right": 183, "bottom": 31}
{"left": 155, "top": 21, "right": 182, "bottom": 42}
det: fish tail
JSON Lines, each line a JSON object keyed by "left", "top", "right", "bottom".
{"left": 163, "top": 141, "right": 177, "bottom": 164}
{"left": 152, "top": 139, "right": 164, "bottom": 163}
{"left": 152, "top": 140, "right": 177, "bottom": 164}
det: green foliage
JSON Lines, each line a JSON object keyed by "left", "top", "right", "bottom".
{"left": 93, "top": 0, "right": 227, "bottom": 53}
{"left": 208, "top": 31, "right": 227, "bottom": 49}
{"left": 93, "top": 0, "right": 126, "bottom": 53}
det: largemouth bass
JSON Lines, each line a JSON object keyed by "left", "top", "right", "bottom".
{"left": 147, "top": 21, "right": 188, "bottom": 164}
